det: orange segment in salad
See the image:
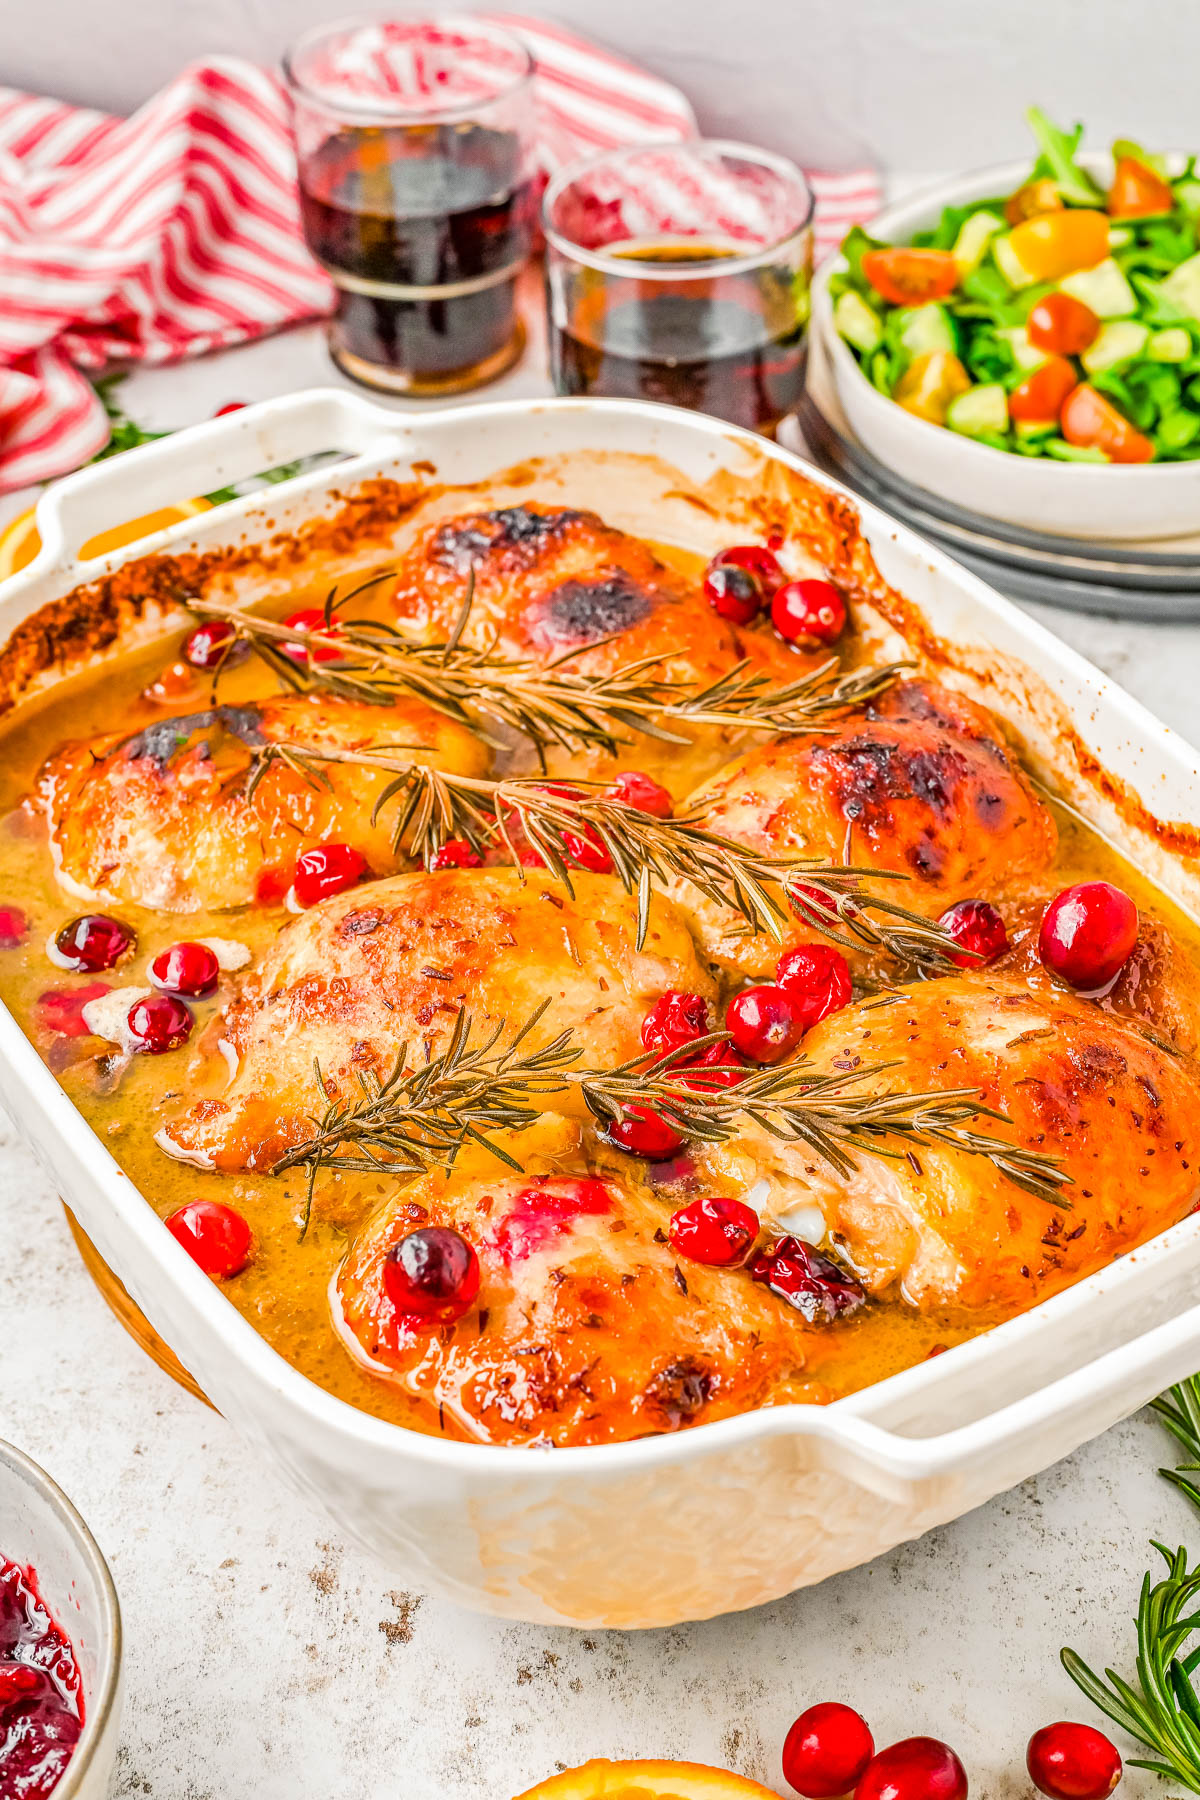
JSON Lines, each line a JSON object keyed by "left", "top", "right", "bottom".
{"left": 893, "top": 350, "right": 971, "bottom": 425}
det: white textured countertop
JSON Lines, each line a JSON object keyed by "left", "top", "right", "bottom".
{"left": 2, "top": 308, "right": 1199, "bottom": 1800}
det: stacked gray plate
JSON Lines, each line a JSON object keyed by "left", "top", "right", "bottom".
{"left": 793, "top": 387, "right": 1200, "bottom": 621}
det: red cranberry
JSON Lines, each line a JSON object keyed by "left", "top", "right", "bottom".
{"left": 670, "top": 1195, "right": 759, "bottom": 1266}
{"left": 182, "top": 619, "right": 248, "bottom": 671}
{"left": 562, "top": 825, "right": 613, "bottom": 874}
{"left": 384, "top": 1226, "right": 480, "bottom": 1325}
{"left": 703, "top": 560, "right": 765, "bottom": 625}
{"left": 775, "top": 944, "right": 853, "bottom": 1031}
{"left": 711, "top": 544, "right": 785, "bottom": 595}
{"left": 678, "top": 1039, "right": 748, "bottom": 1092}
{"left": 642, "top": 990, "right": 711, "bottom": 1055}
{"left": 726, "top": 983, "right": 803, "bottom": 1063}
{"left": 293, "top": 843, "right": 367, "bottom": 907}
{"left": 430, "top": 838, "right": 483, "bottom": 870}
{"left": 0, "top": 906, "right": 29, "bottom": 949}
{"left": 606, "top": 1103, "right": 686, "bottom": 1160}
{"left": 783, "top": 1702, "right": 875, "bottom": 1799}
{"left": 166, "top": 1200, "right": 252, "bottom": 1278}
{"left": 127, "top": 993, "right": 192, "bottom": 1054}
{"left": 772, "top": 578, "right": 848, "bottom": 645}
{"left": 281, "top": 607, "right": 343, "bottom": 664}
{"left": 255, "top": 863, "right": 294, "bottom": 905}
{"left": 35, "top": 982, "right": 110, "bottom": 1038}
{"left": 939, "top": 899, "right": 1009, "bottom": 969}
{"left": 1027, "top": 1724, "right": 1121, "bottom": 1800}
{"left": 53, "top": 913, "right": 135, "bottom": 973}
{"left": 855, "top": 1738, "right": 968, "bottom": 1800}
{"left": 149, "top": 941, "right": 220, "bottom": 998}
{"left": 605, "top": 770, "right": 674, "bottom": 818}
{"left": 751, "top": 1237, "right": 866, "bottom": 1323}
{"left": 1039, "top": 881, "right": 1138, "bottom": 993}
{"left": 214, "top": 400, "right": 248, "bottom": 415}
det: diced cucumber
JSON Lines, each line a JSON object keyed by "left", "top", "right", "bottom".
{"left": 1058, "top": 258, "right": 1138, "bottom": 318}
{"left": 1149, "top": 327, "right": 1193, "bottom": 362}
{"left": 946, "top": 383, "right": 1009, "bottom": 437}
{"left": 1081, "top": 320, "right": 1150, "bottom": 372}
{"left": 1107, "top": 225, "right": 1134, "bottom": 250}
{"left": 991, "top": 233, "right": 1039, "bottom": 289}
{"left": 1157, "top": 408, "right": 1200, "bottom": 451}
{"left": 1162, "top": 251, "right": 1200, "bottom": 322}
{"left": 951, "top": 209, "right": 1005, "bottom": 275}
{"left": 834, "top": 289, "right": 883, "bottom": 355}
{"left": 1044, "top": 440, "right": 1111, "bottom": 463}
{"left": 1014, "top": 419, "right": 1059, "bottom": 441}
{"left": 997, "top": 326, "right": 1049, "bottom": 372}
{"left": 897, "top": 302, "right": 957, "bottom": 357}
{"left": 1174, "top": 178, "right": 1200, "bottom": 218}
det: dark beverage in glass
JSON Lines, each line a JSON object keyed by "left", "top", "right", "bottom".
{"left": 286, "top": 18, "right": 536, "bottom": 395}
{"left": 544, "top": 143, "right": 813, "bottom": 436}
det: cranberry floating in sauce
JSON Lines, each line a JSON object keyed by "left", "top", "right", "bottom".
{"left": 430, "top": 839, "right": 484, "bottom": 871}
{"left": 182, "top": 619, "right": 248, "bottom": 672}
{"left": 280, "top": 608, "right": 344, "bottom": 665}
{"left": 854, "top": 1737, "right": 969, "bottom": 1800}
{"left": 605, "top": 1102, "right": 686, "bottom": 1160}
{"left": 1026, "top": 1723, "right": 1122, "bottom": 1800}
{"left": 710, "top": 543, "right": 785, "bottom": 596}
{"left": 293, "top": 844, "right": 368, "bottom": 907}
{"left": 166, "top": 1200, "right": 253, "bottom": 1279}
{"left": 641, "top": 990, "right": 711, "bottom": 1055}
{"left": 126, "top": 994, "right": 193, "bottom": 1055}
{"left": 52, "top": 914, "right": 135, "bottom": 974}
{"left": 149, "top": 941, "right": 220, "bottom": 998}
{"left": 0, "top": 907, "right": 29, "bottom": 951}
{"left": 384, "top": 1226, "right": 480, "bottom": 1325}
{"left": 783, "top": 1702, "right": 875, "bottom": 1799}
{"left": 0, "top": 1556, "right": 83, "bottom": 1800}
{"left": 938, "top": 899, "right": 1009, "bottom": 969}
{"left": 702, "top": 560, "right": 765, "bottom": 626}
{"left": 669, "top": 1196, "right": 759, "bottom": 1267}
{"left": 1038, "top": 881, "right": 1138, "bottom": 993}
{"left": 774, "top": 944, "right": 853, "bottom": 1032}
{"left": 750, "top": 1237, "right": 866, "bottom": 1323}
{"left": 771, "top": 578, "right": 848, "bottom": 646}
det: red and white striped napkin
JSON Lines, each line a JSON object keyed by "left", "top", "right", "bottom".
{"left": 0, "top": 31, "right": 879, "bottom": 496}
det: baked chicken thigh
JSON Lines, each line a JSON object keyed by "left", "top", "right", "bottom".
{"left": 160, "top": 869, "right": 713, "bottom": 1171}
{"left": 36, "top": 692, "right": 486, "bottom": 912}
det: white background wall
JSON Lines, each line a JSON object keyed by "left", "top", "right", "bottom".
{"left": 1, "top": 0, "right": 1195, "bottom": 172}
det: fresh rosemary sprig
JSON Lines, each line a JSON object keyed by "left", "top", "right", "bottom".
{"left": 250, "top": 742, "right": 964, "bottom": 966}
{"left": 271, "top": 1013, "right": 1070, "bottom": 1214}
{"left": 272, "top": 1002, "right": 582, "bottom": 1237}
{"left": 186, "top": 591, "right": 908, "bottom": 759}
{"left": 1061, "top": 1374, "right": 1200, "bottom": 1790}
{"left": 579, "top": 1038, "right": 1072, "bottom": 1208}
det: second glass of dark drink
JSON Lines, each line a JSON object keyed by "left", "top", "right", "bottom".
{"left": 543, "top": 141, "right": 815, "bottom": 436}
{"left": 286, "top": 15, "right": 537, "bottom": 394}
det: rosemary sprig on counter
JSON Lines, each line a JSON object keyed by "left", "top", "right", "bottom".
{"left": 251, "top": 742, "right": 963, "bottom": 966}
{"left": 272, "top": 1002, "right": 582, "bottom": 1236}
{"left": 271, "top": 1011, "right": 1071, "bottom": 1214}
{"left": 1060, "top": 1374, "right": 1200, "bottom": 1792}
{"left": 186, "top": 590, "right": 908, "bottom": 759}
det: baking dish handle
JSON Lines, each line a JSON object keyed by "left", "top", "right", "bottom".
{"left": 31, "top": 387, "right": 409, "bottom": 568}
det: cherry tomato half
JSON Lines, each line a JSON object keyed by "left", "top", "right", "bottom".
{"left": 861, "top": 247, "right": 958, "bottom": 306}
{"left": 1027, "top": 291, "right": 1100, "bottom": 356}
{"left": 1108, "top": 156, "right": 1174, "bottom": 219}
{"left": 1008, "top": 209, "right": 1109, "bottom": 282}
{"left": 1008, "top": 354, "right": 1078, "bottom": 423}
{"left": 1060, "top": 382, "right": 1155, "bottom": 462}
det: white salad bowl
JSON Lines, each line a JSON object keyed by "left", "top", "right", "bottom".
{"left": 5, "top": 389, "right": 1200, "bottom": 1630}
{"left": 811, "top": 153, "right": 1200, "bottom": 541}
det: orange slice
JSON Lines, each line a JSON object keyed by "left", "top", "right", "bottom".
{"left": 0, "top": 496, "right": 212, "bottom": 581}
{"left": 513, "top": 1759, "right": 783, "bottom": 1799}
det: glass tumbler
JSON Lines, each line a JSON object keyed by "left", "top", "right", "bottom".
{"left": 286, "top": 14, "right": 538, "bottom": 395}
{"left": 543, "top": 140, "right": 815, "bottom": 435}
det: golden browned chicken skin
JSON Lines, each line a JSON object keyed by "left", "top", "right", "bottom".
{"left": 673, "top": 678, "right": 1058, "bottom": 976}
{"left": 160, "top": 868, "right": 714, "bottom": 1172}
{"left": 388, "top": 502, "right": 818, "bottom": 780}
{"left": 36, "top": 692, "right": 488, "bottom": 912}
{"left": 705, "top": 974, "right": 1200, "bottom": 1312}
{"left": 335, "top": 1167, "right": 825, "bottom": 1447}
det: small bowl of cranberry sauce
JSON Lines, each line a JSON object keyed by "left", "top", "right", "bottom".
{"left": 0, "top": 1439, "right": 121, "bottom": 1799}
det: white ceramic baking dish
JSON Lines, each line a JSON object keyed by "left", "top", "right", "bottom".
{"left": 4, "top": 389, "right": 1200, "bottom": 1631}
{"left": 810, "top": 153, "right": 1200, "bottom": 541}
